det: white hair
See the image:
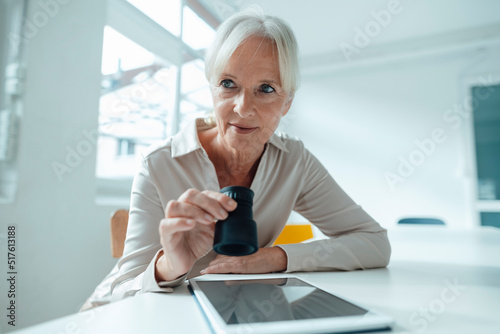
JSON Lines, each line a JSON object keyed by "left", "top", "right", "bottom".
{"left": 204, "top": 7, "right": 300, "bottom": 96}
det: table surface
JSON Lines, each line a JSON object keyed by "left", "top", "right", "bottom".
{"left": 12, "top": 226, "right": 500, "bottom": 334}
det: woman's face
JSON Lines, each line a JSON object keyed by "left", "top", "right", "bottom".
{"left": 210, "top": 36, "right": 292, "bottom": 154}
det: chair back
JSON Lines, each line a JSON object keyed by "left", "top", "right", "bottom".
{"left": 398, "top": 218, "right": 445, "bottom": 225}
{"left": 110, "top": 209, "right": 129, "bottom": 258}
{"left": 273, "top": 224, "right": 314, "bottom": 245}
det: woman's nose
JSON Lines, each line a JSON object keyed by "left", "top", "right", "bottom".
{"left": 233, "top": 91, "right": 255, "bottom": 118}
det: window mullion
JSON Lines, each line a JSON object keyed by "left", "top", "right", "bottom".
{"left": 171, "top": 1, "right": 186, "bottom": 136}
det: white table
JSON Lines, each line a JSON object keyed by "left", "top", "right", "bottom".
{"left": 12, "top": 226, "right": 500, "bottom": 334}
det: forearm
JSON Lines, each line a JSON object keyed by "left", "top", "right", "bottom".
{"left": 278, "top": 229, "right": 391, "bottom": 273}
{"left": 269, "top": 246, "right": 288, "bottom": 272}
{"left": 202, "top": 246, "right": 288, "bottom": 274}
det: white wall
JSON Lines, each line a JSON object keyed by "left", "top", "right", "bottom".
{"left": 286, "top": 44, "right": 500, "bottom": 228}
{"left": 0, "top": 0, "right": 120, "bottom": 331}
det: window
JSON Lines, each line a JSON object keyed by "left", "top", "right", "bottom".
{"left": 180, "top": 58, "right": 213, "bottom": 130}
{"left": 473, "top": 83, "right": 500, "bottom": 201}
{"left": 96, "top": 27, "right": 177, "bottom": 179}
{"left": 96, "top": 1, "right": 217, "bottom": 183}
{"left": 127, "top": 0, "right": 181, "bottom": 37}
{"left": 117, "top": 139, "right": 136, "bottom": 156}
{"left": 0, "top": 0, "right": 25, "bottom": 201}
{"left": 480, "top": 212, "right": 500, "bottom": 228}
{"left": 182, "top": 6, "right": 216, "bottom": 50}
{"left": 179, "top": 6, "right": 216, "bottom": 130}
{"left": 472, "top": 83, "right": 500, "bottom": 228}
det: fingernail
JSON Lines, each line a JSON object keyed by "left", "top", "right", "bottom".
{"left": 218, "top": 209, "right": 227, "bottom": 220}
{"left": 204, "top": 214, "right": 213, "bottom": 223}
{"left": 229, "top": 200, "right": 237, "bottom": 209}
{"left": 187, "top": 219, "right": 195, "bottom": 225}
{"left": 200, "top": 269, "right": 206, "bottom": 275}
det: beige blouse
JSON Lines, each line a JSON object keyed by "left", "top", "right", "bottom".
{"left": 84, "top": 118, "right": 391, "bottom": 309}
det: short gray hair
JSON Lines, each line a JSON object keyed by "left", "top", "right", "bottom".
{"left": 204, "top": 7, "right": 300, "bottom": 96}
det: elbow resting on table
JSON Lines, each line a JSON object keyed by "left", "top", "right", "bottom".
{"left": 376, "top": 229, "right": 392, "bottom": 268}
{"left": 367, "top": 229, "right": 392, "bottom": 268}
{"left": 338, "top": 228, "right": 392, "bottom": 270}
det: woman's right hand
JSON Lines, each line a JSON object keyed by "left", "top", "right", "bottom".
{"left": 155, "top": 188, "right": 237, "bottom": 282}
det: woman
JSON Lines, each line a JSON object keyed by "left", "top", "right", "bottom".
{"left": 83, "top": 8, "right": 390, "bottom": 309}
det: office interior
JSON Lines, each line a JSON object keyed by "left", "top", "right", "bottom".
{"left": 0, "top": 0, "right": 499, "bottom": 331}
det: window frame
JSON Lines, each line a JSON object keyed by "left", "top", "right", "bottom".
{"left": 461, "top": 71, "right": 500, "bottom": 226}
{"left": 96, "top": 0, "right": 215, "bottom": 204}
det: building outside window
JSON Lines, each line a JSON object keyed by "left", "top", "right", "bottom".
{"left": 96, "top": 0, "right": 216, "bottom": 181}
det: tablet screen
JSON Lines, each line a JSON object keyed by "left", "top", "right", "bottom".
{"left": 195, "top": 277, "right": 368, "bottom": 325}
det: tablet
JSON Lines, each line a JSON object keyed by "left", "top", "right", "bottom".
{"left": 189, "top": 275, "right": 394, "bottom": 334}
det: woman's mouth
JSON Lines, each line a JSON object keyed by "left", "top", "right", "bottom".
{"left": 230, "top": 123, "right": 257, "bottom": 134}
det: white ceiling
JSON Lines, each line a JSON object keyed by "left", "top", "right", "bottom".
{"left": 199, "top": 0, "right": 500, "bottom": 58}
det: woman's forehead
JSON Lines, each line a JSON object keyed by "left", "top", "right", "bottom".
{"left": 223, "top": 37, "right": 281, "bottom": 82}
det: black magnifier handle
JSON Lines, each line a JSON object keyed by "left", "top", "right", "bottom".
{"left": 213, "top": 186, "right": 258, "bottom": 256}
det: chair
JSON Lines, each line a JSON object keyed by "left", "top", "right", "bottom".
{"left": 110, "top": 209, "right": 129, "bottom": 258}
{"left": 80, "top": 209, "right": 130, "bottom": 312}
{"left": 273, "top": 224, "right": 314, "bottom": 245}
{"left": 110, "top": 210, "right": 314, "bottom": 258}
{"left": 398, "top": 218, "right": 445, "bottom": 225}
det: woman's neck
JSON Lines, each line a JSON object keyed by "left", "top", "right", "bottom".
{"left": 199, "top": 128, "right": 265, "bottom": 188}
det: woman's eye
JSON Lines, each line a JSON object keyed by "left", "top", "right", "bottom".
{"left": 221, "top": 79, "right": 235, "bottom": 88}
{"left": 261, "top": 84, "right": 275, "bottom": 93}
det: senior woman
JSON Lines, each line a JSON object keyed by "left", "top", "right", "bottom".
{"left": 82, "top": 9, "right": 390, "bottom": 309}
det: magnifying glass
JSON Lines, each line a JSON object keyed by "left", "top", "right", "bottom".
{"left": 213, "top": 186, "right": 258, "bottom": 256}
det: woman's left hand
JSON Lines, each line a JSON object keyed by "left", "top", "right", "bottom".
{"left": 200, "top": 247, "right": 288, "bottom": 274}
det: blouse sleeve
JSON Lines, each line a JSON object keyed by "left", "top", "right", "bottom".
{"left": 277, "top": 147, "right": 391, "bottom": 273}
{"left": 82, "top": 157, "right": 185, "bottom": 310}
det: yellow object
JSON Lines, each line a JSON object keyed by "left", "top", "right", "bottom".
{"left": 273, "top": 224, "right": 314, "bottom": 245}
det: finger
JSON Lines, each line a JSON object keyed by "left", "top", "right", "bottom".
{"left": 208, "top": 254, "right": 231, "bottom": 266}
{"left": 159, "top": 218, "right": 196, "bottom": 239}
{"left": 201, "top": 261, "right": 238, "bottom": 275}
{"left": 180, "top": 189, "right": 236, "bottom": 220}
{"left": 190, "top": 222, "right": 215, "bottom": 241}
{"left": 203, "top": 255, "right": 250, "bottom": 275}
{"left": 178, "top": 189, "right": 226, "bottom": 219}
{"left": 194, "top": 190, "right": 237, "bottom": 218}
{"left": 165, "top": 200, "right": 215, "bottom": 225}
{"left": 201, "top": 190, "right": 238, "bottom": 212}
